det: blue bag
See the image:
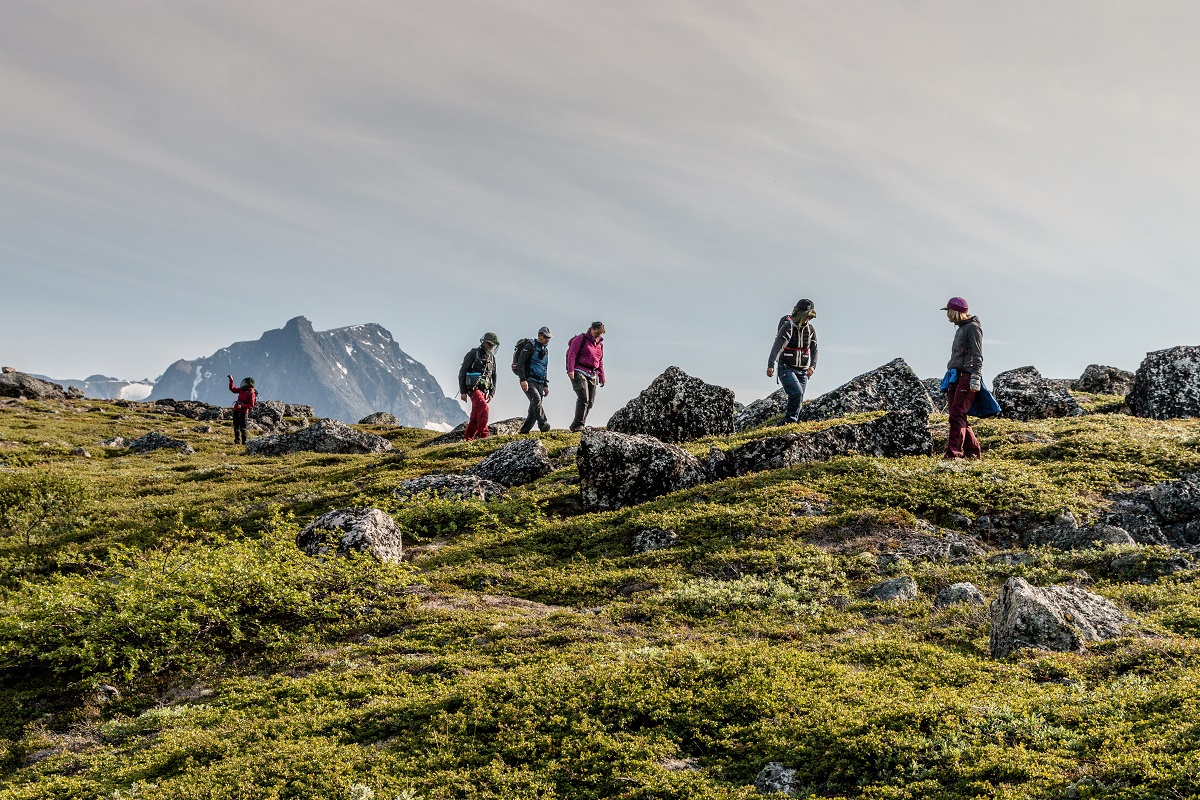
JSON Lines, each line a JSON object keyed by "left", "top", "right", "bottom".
{"left": 969, "top": 385, "right": 1002, "bottom": 418}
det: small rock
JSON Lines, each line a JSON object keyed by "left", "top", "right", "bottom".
{"left": 71, "top": 446, "right": 91, "bottom": 458}
{"left": 754, "top": 762, "right": 799, "bottom": 796}
{"left": 127, "top": 432, "right": 195, "bottom": 455}
{"left": 1074, "top": 364, "right": 1135, "bottom": 396}
{"left": 989, "top": 577, "right": 1129, "bottom": 658}
{"left": 358, "top": 412, "right": 400, "bottom": 426}
{"left": 394, "top": 474, "right": 507, "bottom": 503}
{"left": 632, "top": 528, "right": 680, "bottom": 553}
{"left": 296, "top": 508, "right": 404, "bottom": 563}
{"left": 866, "top": 576, "right": 918, "bottom": 602}
{"left": 99, "top": 437, "right": 131, "bottom": 448}
{"left": 247, "top": 418, "right": 394, "bottom": 456}
{"left": 192, "top": 425, "right": 214, "bottom": 434}
{"left": 934, "top": 582, "right": 985, "bottom": 609}
{"left": 96, "top": 684, "right": 122, "bottom": 705}
{"left": 989, "top": 552, "right": 1033, "bottom": 567}
{"left": 466, "top": 438, "right": 553, "bottom": 486}
{"left": 421, "top": 418, "right": 526, "bottom": 447}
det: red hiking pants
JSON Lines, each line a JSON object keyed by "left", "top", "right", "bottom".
{"left": 945, "top": 374, "right": 982, "bottom": 459}
{"left": 464, "top": 389, "right": 490, "bottom": 441}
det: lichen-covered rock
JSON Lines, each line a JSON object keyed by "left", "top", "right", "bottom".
{"left": 923, "top": 378, "right": 948, "bottom": 413}
{"left": 1128, "top": 346, "right": 1200, "bottom": 419}
{"left": 1023, "top": 510, "right": 1136, "bottom": 550}
{"left": 992, "top": 366, "right": 1084, "bottom": 421}
{"left": 98, "top": 436, "right": 131, "bottom": 448}
{"left": 578, "top": 429, "right": 706, "bottom": 511}
{"left": 296, "top": 508, "right": 403, "bottom": 562}
{"left": 934, "top": 582, "right": 985, "bottom": 609}
{"left": 754, "top": 762, "right": 798, "bottom": 795}
{"left": 466, "top": 438, "right": 553, "bottom": 486}
{"left": 606, "top": 366, "right": 736, "bottom": 443}
{"left": 246, "top": 418, "right": 394, "bottom": 456}
{"left": 710, "top": 410, "right": 932, "bottom": 479}
{"left": 867, "top": 576, "right": 918, "bottom": 601}
{"left": 127, "top": 432, "right": 195, "bottom": 455}
{"left": 1074, "top": 364, "right": 1135, "bottom": 396}
{"left": 0, "top": 371, "right": 68, "bottom": 400}
{"left": 421, "top": 418, "right": 526, "bottom": 447}
{"left": 394, "top": 474, "right": 507, "bottom": 503}
{"left": 798, "top": 358, "right": 934, "bottom": 422}
{"left": 989, "top": 577, "right": 1129, "bottom": 658}
{"left": 1102, "top": 474, "right": 1200, "bottom": 549}
{"left": 632, "top": 528, "right": 680, "bottom": 553}
{"left": 359, "top": 412, "right": 400, "bottom": 426}
{"left": 873, "top": 525, "right": 986, "bottom": 568}
{"left": 733, "top": 388, "right": 789, "bottom": 432}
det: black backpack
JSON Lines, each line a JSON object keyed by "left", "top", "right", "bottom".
{"left": 510, "top": 338, "right": 532, "bottom": 374}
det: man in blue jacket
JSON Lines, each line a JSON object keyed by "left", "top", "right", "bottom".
{"left": 516, "top": 326, "right": 553, "bottom": 434}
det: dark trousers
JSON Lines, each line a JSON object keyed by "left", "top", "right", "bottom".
{"left": 519, "top": 381, "right": 549, "bottom": 433}
{"left": 946, "top": 374, "right": 982, "bottom": 459}
{"left": 570, "top": 373, "right": 598, "bottom": 431}
{"left": 464, "top": 388, "right": 490, "bottom": 441}
{"left": 777, "top": 364, "right": 809, "bottom": 424}
{"left": 233, "top": 409, "right": 248, "bottom": 444}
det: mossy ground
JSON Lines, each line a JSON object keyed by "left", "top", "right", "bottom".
{"left": 3, "top": 398, "right": 1200, "bottom": 799}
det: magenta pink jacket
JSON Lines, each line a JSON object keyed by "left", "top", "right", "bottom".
{"left": 566, "top": 331, "right": 605, "bottom": 384}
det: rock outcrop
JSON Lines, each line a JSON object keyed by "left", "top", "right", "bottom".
{"left": 127, "top": 432, "right": 195, "bottom": 455}
{"left": 422, "top": 418, "right": 525, "bottom": 447}
{"left": 393, "top": 474, "right": 507, "bottom": 503}
{"left": 1127, "top": 346, "right": 1200, "bottom": 419}
{"left": 709, "top": 410, "right": 932, "bottom": 480}
{"left": 1074, "top": 364, "right": 1135, "bottom": 396}
{"left": 0, "top": 370, "right": 68, "bottom": 401}
{"left": 606, "top": 366, "right": 736, "bottom": 443}
{"left": 296, "top": 508, "right": 403, "bottom": 563}
{"left": 798, "top": 358, "right": 934, "bottom": 423}
{"left": 992, "top": 366, "right": 1084, "bottom": 421}
{"left": 245, "top": 419, "right": 394, "bottom": 456}
{"left": 733, "top": 388, "right": 788, "bottom": 431}
{"left": 1103, "top": 474, "right": 1200, "bottom": 549}
{"left": 578, "top": 429, "right": 706, "bottom": 511}
{"left": 466, "top": 439, "right": 553, "bottom": 486}
{"left": 1022, "top": 510, "right": 1135, "bottom": 550}
{"left": 989, "top": 577, "right": 1129, "bottom": 658}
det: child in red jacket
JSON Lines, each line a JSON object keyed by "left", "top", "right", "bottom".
{"left": 228, "top": 375, "right": 257, "bottom": 444}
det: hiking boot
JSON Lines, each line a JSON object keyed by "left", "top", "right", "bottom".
{"left": 539, "top": 423, "right": 551, "bottom": 433}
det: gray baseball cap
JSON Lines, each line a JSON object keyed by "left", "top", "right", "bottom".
{"left": 538, "top": 326, "right": 552, "bottom": 337}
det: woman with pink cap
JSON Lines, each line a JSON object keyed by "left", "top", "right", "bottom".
{"left": 942, "top": 296, "right": 983, "bottom": 459}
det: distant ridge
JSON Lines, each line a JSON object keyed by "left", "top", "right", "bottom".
{"left": 148, "top": 316, "right": 465, "bottom": 428}
{"left": 34, "top": 374, "right": 154, "bottom": 401}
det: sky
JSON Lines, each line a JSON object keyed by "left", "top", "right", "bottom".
{"left": 3, "top": 1, "right": 1200, "bottom": 424}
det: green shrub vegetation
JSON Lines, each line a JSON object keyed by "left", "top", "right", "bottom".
{"left": 3, "top": 395, "right": 1200, "bottom": 798}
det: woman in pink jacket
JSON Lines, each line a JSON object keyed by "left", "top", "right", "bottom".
{"left": 565, "top": 322, "right": 605, "bottom": 432}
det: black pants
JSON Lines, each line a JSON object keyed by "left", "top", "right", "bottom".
{"left": 570, "top": 373, "right": 598, "bottom": 431}
{"left": 233, "top": 409, "right": 248, "bottom": 444}
{"left": 519, "top": 381, "right": 550, "bottom": 433}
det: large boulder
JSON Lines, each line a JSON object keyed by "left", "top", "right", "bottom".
{"left": 992, "top": 366, "right": 1084, "bottom": 421}
{"left": 0, "top": 370, "right": 68, "bottom": 401}
{"left": 245, "top": 418, "right": 394, "bottom": 456}
{"left": 1074, "top": 364, "right": 1134, "bottom": 396}
{"left": 296, "top": 508, "right": 403, "bottom": 563}
{"left": 709, "top": 410, "right": 932, "bottom": 479}
{"left": 250, "top": 400, "right": 311, "bottom": 433}
{"left": 989, "top": 577, "right": 1129, "bottom": 658}
{"left": 733, "top": 388, "right": 788, "bottom": 432}
{"left": 394, "top": 474, "right": 507, "bottom": 503}
{"left": 466, "top": 438, "right": 553, "bottom": 486}
{"left": 798, "top": 358, "right": 934, "bottom": 423}
{"left": 606, "top": 366, "right": 736, "bottom": 443}
{"left": 421, "top": 418, "right": 525, "bottom": 447}
{"left": 1128, "top": 346, "right": 1200, "bottom": 419}
{"left": 127, "top": 432, "right": 195, "bottom": 455}
{"left": 922, "top": 378, "right": 949, "bottom": 413}
{"left": 578, "top": 429, "right": 707, "bottom": 511}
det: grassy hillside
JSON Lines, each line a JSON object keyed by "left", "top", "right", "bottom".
{"left": 3, "top": 395, "right": 1200, "bottom": 799}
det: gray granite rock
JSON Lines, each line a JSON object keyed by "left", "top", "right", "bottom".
{"left": 421, "top": 418, "right": 526, "bottom": 447}
{"left": 127, "top": 432, "right": 195, "bottom": 455}
{"left": 867, "top": 576, "right": 918, "bottom": 601}
{"left": 923, "top": 378, "right": 949, "bottom": 413}
{"left": 754, "top": 762, "right": 799, "bottom": 795}
{"left": 1023, "top": 510, "right": 1136, "bottom": 550}
{"left": 394, "top": 474, "right": 507, "bottom": 503}
{"left": 632, "top": 528, "right": 680, "bottom": 553}
{"left": 873, "top": 524, "right": 986, "bottom": 568}
{"left": 246, "top": 418, "right": 393, "bottom": 456}
{"left": 358, "top": 412, "right": 400, "bottom": 426}
{"left": 296, "top": 508, "right": 403, "bottom": 563}
{"left": 1103, "top": 474, "right": 1200, "bottom": 549}
{"left": 0, "top": 371, "right": 68, "bottom": 401}
{"left": 798, "top": 358, "right": 934, "bottom": 422}
{"left": 466, "top": 438, "right": 553, "bottom": 486}
{"left": 578, "top": 429, "right": 706, "bottom": 511}
{"left": 606, "top": 366, "right": 737, "bottom": 443}
{"left": 989, "top": 577, "right": 1129, "bottom": 658}
{"left": 993, "top": 366, "right": 1084, "bottom": 421}
{"left": 709, "top": 410, "right": 933, "bottom": 480}
{"left": 1128, "top": 346, "right": 1200, "bottom": 419}
{"left": 934, "top": 582, "right": 985, "bottom": 609}
{"left": 1074, "top": 364, "right": 1134, "bottom": 396}
{"left": 733, "top": 388, "right": 789, "bottom": 432}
